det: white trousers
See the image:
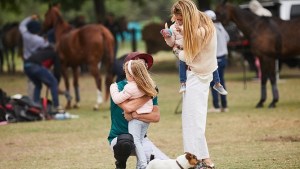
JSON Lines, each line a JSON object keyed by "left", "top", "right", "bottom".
{"left": 182, "top": 70, "right": 211, "bottom": 159}
{"left": 129, "top": 119, "right": 149, "bottom": 169}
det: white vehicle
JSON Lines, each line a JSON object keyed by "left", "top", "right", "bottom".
{"left": 240, "top": 0, "right": 300, "bottom": 20}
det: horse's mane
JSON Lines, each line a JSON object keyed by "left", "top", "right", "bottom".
{"left": 227, "top": 4, "right": 266, "bottom": 38}
{"left": 47, "top": 7, "right": 73, "bottom": 34}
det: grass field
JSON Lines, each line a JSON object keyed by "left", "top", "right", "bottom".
{"left": 0, "top": 51, "right": 300, "bottom": 169}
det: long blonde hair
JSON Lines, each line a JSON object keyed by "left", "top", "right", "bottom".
{"left": 124, "top": 60, "right": 157, "bottom": 97}
{"left": 171, "top": 0, "right": 215, "bottom": 64}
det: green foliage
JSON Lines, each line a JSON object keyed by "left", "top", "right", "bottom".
{"left": 0, "top": 0, "right": 252, "bottom": 25}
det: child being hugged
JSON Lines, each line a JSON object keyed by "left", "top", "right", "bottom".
{"left": 110, "top": 59, "right": 158, "bottom": 169}
{"left": 161, "top": 13, "right": 228, "bottom": 95}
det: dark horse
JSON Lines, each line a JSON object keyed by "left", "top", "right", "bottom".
{"left": 0, "top": 22, "right": 23, "bottom": 73}
{"left": 142, "top": 22, "right": 172, "bottom": 54}
{"left": 215, "top": 2, "right": 300, "bottom": 108}
{"left": 42, "top": 6, "right": 115, "bottom": 110}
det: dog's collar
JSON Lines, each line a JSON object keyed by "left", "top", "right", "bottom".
{"left": 176, "top": 160, "right": 184, "bottom": 169}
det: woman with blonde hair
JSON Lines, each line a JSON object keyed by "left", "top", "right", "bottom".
{"left": 161, "top": 0, "right": 217, "bottom": 168}
{"left": 110, "top": 59, "right": 157, "bottom": 169}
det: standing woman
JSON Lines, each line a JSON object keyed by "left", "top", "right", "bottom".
{"left": 161, "top": 0, "right": 217, "bottom": 168}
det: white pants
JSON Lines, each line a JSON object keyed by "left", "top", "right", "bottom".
{"left": 182, "top": 70, "right": 212, "bottom": 159}
{"left": 129, "top": 119, "right": 149, "bottom": 169}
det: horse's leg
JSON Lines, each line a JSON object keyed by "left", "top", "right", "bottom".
{"left": 0, "top": 50, "right": 3, "bottom": 73}
{"left": 72, "top": 66, "right": 80, "bottom": 108}
{"left": 11, "top": 48, "right": 16, "bottom": 73}
{"left": 256, "top": 57, "right": 268, "bottom": 108}
{"left": 7, "top": 48, "right": 14, "bottom": 73}
{"left": 3, "top": 49, "right": 9, "bottom": 73}
{"left": 89, "top": 62, "right": 102, "bottom": 111}
{"left": 105, "top": 55, "right": 114, "bottom": 102}
{"left": 105, "top": 68, "right": 114, "bottom": 101}
{"left": 268, "top": 59, "right": 279, "bottom": 108}
{"left": 61, "top": 65, "right": 72, "bottom": 109}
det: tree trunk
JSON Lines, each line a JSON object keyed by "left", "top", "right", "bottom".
{"left": 197, "top": 0, "right": 211, "bottom": 11}
{"left": 93, "top": 0, "right": 105, "bottom": 23}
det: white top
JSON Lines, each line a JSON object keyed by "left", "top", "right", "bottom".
{"left": 19, "top": 17, "right": 49, "bottom": 60}
{"left": 110, "top": 81, "right": 153, "bottom": 114}
{"left": 215, "top": 22, "right": 230, "bottom": 57}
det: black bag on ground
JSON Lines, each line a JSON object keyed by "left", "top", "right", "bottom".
{"left": 0, "top": 88, "right": 10, "bottom": 122}
{"left": 5, "top": 95, "right": 46, "bottom": 123}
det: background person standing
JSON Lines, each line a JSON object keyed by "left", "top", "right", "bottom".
{"left": 205, "top": 10, "right": 230, "bottom": 113}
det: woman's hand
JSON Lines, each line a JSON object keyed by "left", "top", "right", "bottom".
{"left": 31, "top": 14, "right": 38, "bottom": 20}
{"left": 131, "top": 111, "right": 139, "bottom": 120}
{"left": 173, "top": 47, "right": 182, "bottom": 58}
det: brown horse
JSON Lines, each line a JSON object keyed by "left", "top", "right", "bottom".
{"left": 142, "top": 22, "right": 171, "bottom": 54}
{"left": 0, "top": 22, "right": 23, "bottom": 73}
{"left": 215, "top": 2, "right": 300, "bottom": 108}
{"left": 42, "top": 6, "right": 115, "bottom": 110}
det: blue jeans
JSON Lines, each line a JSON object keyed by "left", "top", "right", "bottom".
{"left": 179, "top": 60, "right": 187, "bottom": 83}
{"left": 24, "top": 63, "right": 59, "bottom": 107}
{"left": 210, "top": 55, "right": 227, "bottom": 108}
{"left": 213, "top": 69, "right": 220, "bottom": 84}
{"left": 179, "top": 60, "right": 220, "bottom": 84}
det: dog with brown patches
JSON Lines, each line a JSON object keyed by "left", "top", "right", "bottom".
{"left": 146, "top": 152, "right": 199, "bottom": 169}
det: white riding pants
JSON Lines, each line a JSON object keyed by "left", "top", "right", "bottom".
{"left": 182, "top": 70, "right": 212, "bottom": 159}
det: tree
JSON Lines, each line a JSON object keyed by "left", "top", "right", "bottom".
{"left": 197, "top": 0, "right": 211, "bottom": 11}
{"left": 93, "top": 0, "right": 105, "bottom": 23}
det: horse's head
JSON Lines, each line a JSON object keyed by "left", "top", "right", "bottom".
{"left": 42, "top": 6, "right": 61, "bottom": 33}
{"left": 215, "top": 1, "right": 233, "bottom": 25}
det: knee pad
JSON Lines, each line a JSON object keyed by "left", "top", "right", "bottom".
{"left": 113, "top": 134, "right": 135, "bottom": 162}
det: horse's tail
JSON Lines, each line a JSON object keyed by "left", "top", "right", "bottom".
{"left": 101, "top": 25, "right": 116, "bottom": 62}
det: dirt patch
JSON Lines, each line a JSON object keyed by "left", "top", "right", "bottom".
{"left": 260, "top": 135, "right": 300, "bottom": 142}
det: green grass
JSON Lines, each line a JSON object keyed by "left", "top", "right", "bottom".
{"left": 0, "top": 51, "right": 300, "bottom": 169}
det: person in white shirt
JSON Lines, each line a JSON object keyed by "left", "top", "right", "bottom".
{"left": 205, "top": 10, "right": 230, "bottom": 113}
{"left": 160, "top": 0, "right": 217, "bottom": 168}
{"left": 19, "top": 15, "right": 50, "bottom": 100}
{"left": 162, "top": 14, "right": 228, "bottom": 96}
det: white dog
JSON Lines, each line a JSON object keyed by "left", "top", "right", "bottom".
{"left": 146, "top": 152, "right": 199, "bottom": 169}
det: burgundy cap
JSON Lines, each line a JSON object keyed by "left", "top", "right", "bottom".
{"left": 124, "top": 52, "right": 153, "bottom": 70}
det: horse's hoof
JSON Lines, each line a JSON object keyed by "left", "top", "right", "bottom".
{"left": 65, "top": 105, "right": 71, "bottom": 110}
{"left": 93, "top": 105, "right": 99, "bottom": 111}
{"left": 73, "top": 103, "right": 80, "bottom": 109}
{"left": 268, "top": 103, "right": 276, "bottom": 108}
{"left": 256, "top": 102, "right": 264, "bottom": 108}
